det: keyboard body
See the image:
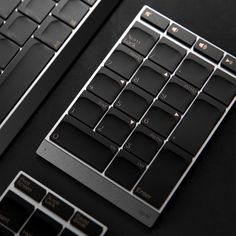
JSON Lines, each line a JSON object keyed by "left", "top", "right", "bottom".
{"left": 0, "top": 0, "right": 120, "bottom": 156}
{"left": 0, "top": 171, "right": 108, "bottom": 235}
{"left": 37, "top": 6, "right": 236, "bottom": 227}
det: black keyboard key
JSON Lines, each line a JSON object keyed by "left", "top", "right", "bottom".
{"left": 71, "top": 212, "right": 103, "bottom": 236}
{"left": 0, "top": 0, "right": 20, "bottom": 19}
{"left": 0, "top": 36, "right": 19, "bottom": 69}
{"left": 132, "top": 60, "right": 169, "bottom": 96}
{"left": 114, "top": 83, "right": 152, "bottom": 120}
{"left": 105, "top": 44, "right": 143, "bottom": 80}
{"left": 42, "top": 193, "right": 74, "bottom": 221}
{"left": 96, "top": 108, "right": 136, "bottom": 146}
{"left": 53, "top": 0, "right": 89, "bottom": 28}
{"left": 1, "top": 12, "right": 37, "bottom": 46}
{"left": 61, "top": 228, "right": 77, "bottom": 236}
{"left": 222, "top": 55, "right": 236, "bottom": 74}
{"left": 150, "top": 37, "right": 186, "bottom": 72}
{"left": 0, "top": 191, "right": 34, "bottom": 232}
{"left": 170, "top": 93, "right": 225, "bottom": 155}
{"left": 15, "top": 174, "right": 46, "bottom": 202}
{"left": 134, "top": 143, "right": 192, "bottom": 209}
{"left": 69, "top": 91, "right": 108, "bottom": 128}
{"left": 167, "top": 23, "right": 196, "bottom": 47}
{"left": 35, "top": 16, "right": 72, "bottom": 51}
{"left": 194, "top": 39, "right": 223, "bottom": 63}
{"left": 50, "top": 116, "right": 118, "bottom": 172}
{"left": 106, "top": 150, "right": 146, "bottom": 190}
{"left": 176, "top": 53, "right": 214, "bottom": 88}
{"left": 18, "top": 0, "right": 55, "bottom": 23}
{"left": 142, "top": 100, "right": 181, "bottom": 138}
{"left": 204, "top": 69, "right": 236, "bottom": 106}
{"left": 82, "top": 0, "right": 97, "bottom": 6}
{"left": 159, "top": 76, "right": 197, "bottom": 113}
{"left": 0, "top": 39, "right": 54, "bottom": 123}
{"left": 141, "top": 8, "right": 169, "bottom": 31}
{"left": 20, "top": 209, "right": 62, "bottom": 236}
{"left": 88, "top": 67, "right": 126, "bottom": 104}
{"left": 124, "top": 125, "right": 163, "bottom": 163}
{"left": 123, "top": 22, "right": 159, "bottom": 56}
{"left": 0, "top": 224, "right": 14, "bottom": 236}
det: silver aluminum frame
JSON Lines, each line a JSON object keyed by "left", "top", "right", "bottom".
{"left": 37, "top": 5, "right": 236, "bottom": 227}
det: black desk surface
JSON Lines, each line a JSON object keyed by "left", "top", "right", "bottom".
{"left": 1, "top": 0, "right": 236, "bottom": 235}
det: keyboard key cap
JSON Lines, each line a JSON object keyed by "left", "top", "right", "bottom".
{"left": 204, "top": 69, "right": 236, "bottom": 106}
{"left": 71, "top": 212, "right": 103, "bottom": 236}
{"left": 50, "top": 116, "right": 118, "bottom": 172}
{"left": 167, "top": 23, "right": 196, "bottom": 47}
{"left": 222, "top": 54, "right": 236, "bottom": 74}
{"left": 53, "top": 0, "right": 89, "bottom": 28}
{"left": 14, "top": 174, "right": 46, "bottom": 202}
{"left": 1, "top": 12, "right": 37, "bottom": 46}
{"left": 106, "top": 150, "right": 146, "bottom": 190}
{"left": 88, "top": 67, "right": 125, "bottom": 104}
{"left": 0, "top": 18, "right": 3, "bottom": 27}
{"left": 194, "top": 39, "right": 223, "bottom": 63}
{"left": 18, "top": 0, "right": 55, "bottom": 23}
{"left": 96, "top": 108, "right": 136, "bottom": 146}
{"left": 170, "top": 93, "right": 225, "bottom": 155}
{"left": 69, "top": 91, "right": 108, "bottom": 128}
{"left": 123, "top": 22, "right": 159, "bottom": 56}
{"left": 132, "top": 60, "right": 169, "bottom": 96}
{"left": 176, "top": 53, "right": 214, "bottom": 88}
{"left": 61, "top": 228, "right": 77, "bottom": 236}
{"left": 35, "top": 16, "right": 72, "bottom": 50}
{"left": 150, "top": 37, "right": 186, "bottom": 72}
{"left": 159, "top": 76, "right": 197, "bottom": 113}
{"left": 42, "top": 193, "right": 74, "bottom": 221}
{"left": 0, "top": 39, "right": 54, "bottom": 123}
{"left": 20, "top": 209, "right": 62, "bottom": 236}
{"left": 141, "top": 8, "right": 170, "bottom": 31}
{"left": 124, "top": 125, "right": 163, "bottom": 163}
{"left": 0, "top": 0, "right": 20, "bottom": 19}
{"left": 82, "top": 0, "right": 97, "bottom": 6}
{"left": 134, "top": 143, "right": 192, "bottom": 209}
{"left": 0, "top": 224, "right": 14, "bottom": 236}
{"left": 105, "top": 44, "right": 143, "bottom": 80}
{"left": 0, "top": 191, "right": 34, "bottom": 232}
{"left": 142, "top": 100, "right": 181, "bottom": 138}
{"left": 0, "top": 36, "right": 19, "bottom": 69}
{"left": 114, "top": 83, "right": 152, "bottom": 120}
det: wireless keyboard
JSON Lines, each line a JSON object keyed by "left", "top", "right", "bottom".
{"left": 37, "top": 6, "right": 236, "bottom": 227}
{"left": 0, "top": 0, "right": 120, "bottom": 156}
{"left": 0, "top": 171, "right": 108, "bottom": 235}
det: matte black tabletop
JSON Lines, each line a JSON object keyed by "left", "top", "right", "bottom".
{"left": 1, "top": 0, "right": 236, "bottom": 235}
